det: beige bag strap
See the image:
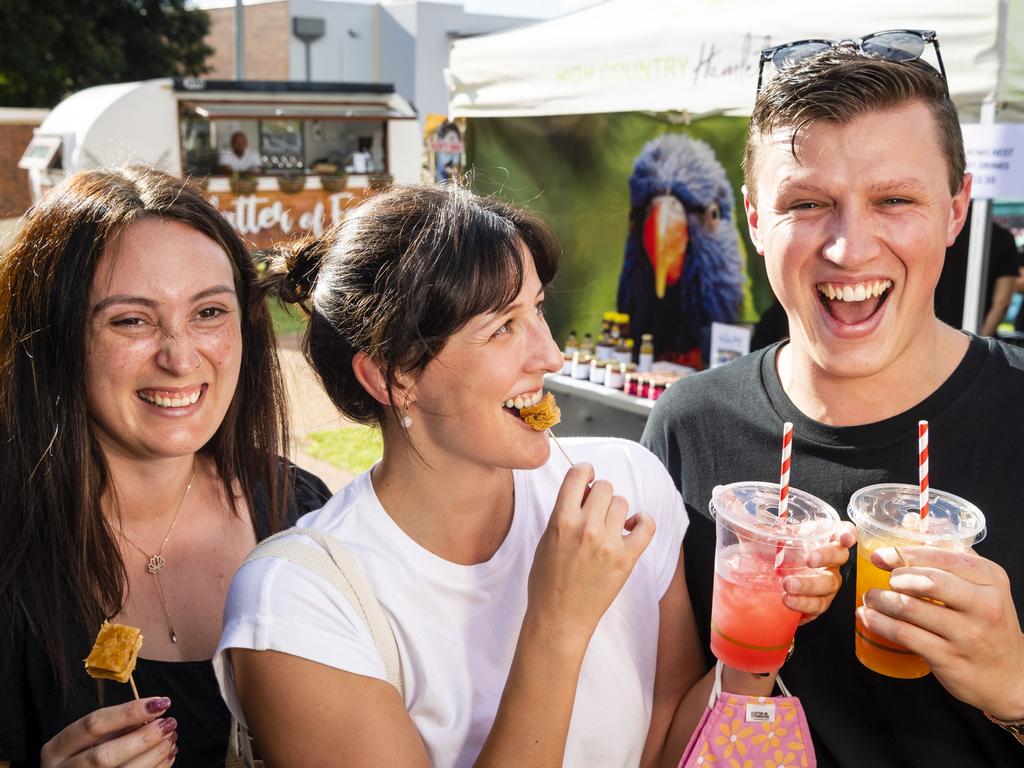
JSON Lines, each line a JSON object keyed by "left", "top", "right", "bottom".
{"left": 226, "top": 528, "right": 405, "bottom": 768}
{"left": 241, "top": 527, "right": 405, "bottom": 696}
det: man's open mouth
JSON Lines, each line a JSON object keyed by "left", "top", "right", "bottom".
{"left": 817, "top": 280, "right": 893, "bottom": 325}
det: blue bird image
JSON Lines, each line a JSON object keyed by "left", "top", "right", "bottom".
{"left": 617, "top": 134, "right": 744, "bottom": 368}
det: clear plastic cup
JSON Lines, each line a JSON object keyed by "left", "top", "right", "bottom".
{"left": 709, "top": 482, "right": 841, "bottom": 673}
{"left": 848, "top": 483, "right": 986, "bottom": 678}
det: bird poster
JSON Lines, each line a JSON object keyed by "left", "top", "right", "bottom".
{"left": 466, "top": 111, "right": 762, "bottom": 370}
{"left": 618, "top": 134, "right": 744, "bottom": 368}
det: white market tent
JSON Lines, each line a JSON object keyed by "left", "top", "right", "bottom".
{"left": 448, "top": 0, "right": 1012, "bottom": 120}
{"left": 447, "top": 0, "right": 1022, "bottom": 333}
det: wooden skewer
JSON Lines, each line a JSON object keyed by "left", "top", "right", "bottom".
{"left": 548, "top": 429, "right": 573, "bottom": 468}
{"left": 129, "top": 673, "right": 139, "bottom": 700}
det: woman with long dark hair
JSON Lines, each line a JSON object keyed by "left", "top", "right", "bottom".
{"left": 0, "top": 167, "right": 329, "bottom": 767}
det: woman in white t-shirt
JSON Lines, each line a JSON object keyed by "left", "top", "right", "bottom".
{"left": 214, "top": 185, "right": 854, "bottom": 767}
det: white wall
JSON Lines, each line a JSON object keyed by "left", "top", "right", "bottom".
{"left": 278, "top": 1, "right": 533, "bottom": 124}
{"left": 289, "top": 0, "right": 378, "bottom": 82}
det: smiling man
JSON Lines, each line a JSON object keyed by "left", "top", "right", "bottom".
{"left": 643, "top": 42, "right": 1024, "bottom": 766}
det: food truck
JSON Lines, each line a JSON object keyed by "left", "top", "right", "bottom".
{"left": 19, "top": 78, "right": 420, "bottom": 248}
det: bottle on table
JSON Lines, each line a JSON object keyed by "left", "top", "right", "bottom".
{"left": 563, "top": 330, "right": 579, "bottom": 356}
{"left": 638, "top": 333, "right": 655, "bottom": 372}
{"left": 594, "top": 332, "right": 615, "bottom": 360}
{"left": 613, "top": 337, "right": 633, "bottom": 364}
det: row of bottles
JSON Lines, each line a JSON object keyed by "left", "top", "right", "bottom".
{"left": 559, "top": 351, "right": 672, "bottom": 401}
{"left": 563, "top": 330, "right": 654, "bottom": 373}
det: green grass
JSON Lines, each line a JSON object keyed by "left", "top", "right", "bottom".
{"left": 268, "top": 298, "right": 308, "bottom": 337}
{"left": 307, "top": 426, "right": 384, "bottom": 475}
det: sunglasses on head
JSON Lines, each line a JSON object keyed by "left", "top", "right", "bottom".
{"left": 756, "top": 29, "right": 947, "bottom": 94}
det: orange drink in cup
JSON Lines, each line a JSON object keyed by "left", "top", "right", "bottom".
{"left": 709, "top": 482, "right": 840, "bottom": 673}
{"left": 848, "top": 483, "right": 986, "bottom": 678}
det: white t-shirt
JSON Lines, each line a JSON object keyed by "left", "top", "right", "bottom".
{"left": 217, "top": 147, "right": 262, "bottom": 173}
{"left": 215, "top": 437, "right": 687, "bottom": 767}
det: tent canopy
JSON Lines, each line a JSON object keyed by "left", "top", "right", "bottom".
{"left": 448, "top": 0, "right": 1008, "bottom": 120}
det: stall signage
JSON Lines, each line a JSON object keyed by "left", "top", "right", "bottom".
{"left": 206, "top": 188, "right": 372, "bottom": 250}
{"left": 961, "top": 123, "right": 1024, "bottom": 199}
{"left": 709, "top": 322, "right": 751, "bottom": 368}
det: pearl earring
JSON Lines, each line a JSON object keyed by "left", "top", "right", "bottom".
{"left": 401, "top": 400, "right": 413, "bottom": 429}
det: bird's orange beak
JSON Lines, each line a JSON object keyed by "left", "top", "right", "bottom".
{"left": 642, "top": 194, "right": 688, "bottom": 299}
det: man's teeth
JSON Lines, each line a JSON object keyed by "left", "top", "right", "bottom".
{"left": 139, "top": 390, "right": 201, "bottom": 408}
{"left": 818, "top": 280, "right": 892, "bottom": 302}
{"left": 504, "top": 391, "right": 543, "bottom": 410}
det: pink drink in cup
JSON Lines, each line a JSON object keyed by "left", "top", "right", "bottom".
{"left": 709, "top": 482, "right": 840, "bottom": 673}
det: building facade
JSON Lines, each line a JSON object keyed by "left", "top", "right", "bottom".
{"left": 202, "top": 0, "right": 534, "bottom": 122}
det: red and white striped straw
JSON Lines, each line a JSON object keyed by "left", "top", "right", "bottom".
{"left": 778, "top": 421, "right": 793, "bottom": 519}
{"left": 918, "top": 420, "right": 929, "bottom": 519}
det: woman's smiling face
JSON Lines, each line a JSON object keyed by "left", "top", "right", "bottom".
{"left": 407, "top": 247, "right": 564, "bottom": 471}
{"left": 84, "top": 217, "right": 243, "bottom": 462}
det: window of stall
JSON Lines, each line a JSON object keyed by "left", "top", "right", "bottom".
{"left": 180, "top": 105, "right": 389, "bottom": 178}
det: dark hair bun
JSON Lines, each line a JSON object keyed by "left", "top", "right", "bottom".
{"left": 265, "top": 238, "right": 325, "bottom": 305}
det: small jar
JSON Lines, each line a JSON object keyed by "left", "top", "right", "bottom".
{"left": 649, "top": 380, "right": 667, "bottom": 401}
{"left": 589, "top": 357, "right": 607, "bottom": 385}
{"left": 561, "top": 352, "right": 573, "bottom": 376}
{"left": 637, "top": 376, "right": 650, "bottom": 399}
{"left": 604, "top": 363, "right": 626, "bottom": 390}
{"left": 625, "top": 372, "right": 640, "bottom": 396}
{"left": 571, "top": 352, "right": 592, "bottom": 380}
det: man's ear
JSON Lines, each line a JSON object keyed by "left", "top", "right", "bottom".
{"left": 947, "top": 173, "right": 973, "bottom": 246}
{"left": 352, "top": 351, "right": 407, "bottom": 408}
{"left": 742, "top": 185, "right": 765, "bottom": 256}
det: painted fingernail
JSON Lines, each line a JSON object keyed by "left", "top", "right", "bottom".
{"left": 157, "top": 717, "right": 177, "bottom": 735}
{"left": 146, "top": 697, "right": 172, "bottom": 714}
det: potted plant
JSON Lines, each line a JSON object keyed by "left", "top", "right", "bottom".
{"left": 318, "top": 171, "right": 348, "bottom": 193}
{"left": 229, "top": 172, "right": 258, "bottom": 195}
{"left": 277, "top": 172, "right": 306, "bottom": 194}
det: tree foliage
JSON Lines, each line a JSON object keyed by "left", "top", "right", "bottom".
{"left": 0, "top": 0, "right": 213, "bottom": 108}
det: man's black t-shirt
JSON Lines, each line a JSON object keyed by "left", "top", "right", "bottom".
{"left": 642, "top": 335, "right": 1024, "bottom": 767}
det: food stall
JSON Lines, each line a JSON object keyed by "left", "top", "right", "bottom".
{"left": 19, "top": 78, "right": 420, "bottom": 248}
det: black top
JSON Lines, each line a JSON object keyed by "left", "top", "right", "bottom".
{"left": 0, "top": 464, "right": 331, "bottom": 767}
{"left": 935, "top": 217, "right": 1019, "bottom": 329}
{"left": 642, "top": 336, "right": 1024, "bottom": 767}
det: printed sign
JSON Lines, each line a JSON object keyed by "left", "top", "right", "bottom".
{"left": 205, "top": 188, "right": 373, "bottom": 250}
{"left": 961, "top": 123, "right": 1024, "bottom": 199}
{"left": 709, "top": 322, "right": 752, "bottom": 368}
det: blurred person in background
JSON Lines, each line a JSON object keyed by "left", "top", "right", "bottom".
{"left": 934, "top": 209, "right": 1019, "bottom": 337}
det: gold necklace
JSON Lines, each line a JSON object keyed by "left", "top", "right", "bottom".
{"left": 119, "top": 459, "right": 198, "bottom": 644}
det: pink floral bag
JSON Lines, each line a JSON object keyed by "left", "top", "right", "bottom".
{"left": 678, "top": 662, "right": 816, "bottom": 768}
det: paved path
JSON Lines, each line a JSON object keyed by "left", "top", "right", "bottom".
{"left": 278, "top": 338, "right": 356, "bottom": 493}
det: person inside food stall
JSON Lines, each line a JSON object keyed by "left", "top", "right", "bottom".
{"left": 0, "top": 166, "right": 329, "bottom": 767}
{"left": 217, "top": 131, "right": 263, "bottom": 175}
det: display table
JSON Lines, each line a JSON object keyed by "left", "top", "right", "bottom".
{"left": 544, "top": 374, "right": 655, "bottom": 441}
